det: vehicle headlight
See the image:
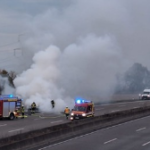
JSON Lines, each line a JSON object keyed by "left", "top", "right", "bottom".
{"left": 82, "top": 113, "right": 86, "bottom": 117}
{"left": 71, "top": 113, "right": 74, "bottom": 116}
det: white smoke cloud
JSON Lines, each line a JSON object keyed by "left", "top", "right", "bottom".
{"left": 14, "top": 45, "right": 74, "bottom": 112}
{"left": 13, "top": 0, "right": 150, "bottom": 112}
{"left": 60, "top": 34, "right": 125, "bottom": 99}
{"left": 14, "top": 34, "right": 125, "bottom": 112}
{"left": 0, "top": 76, "right": 15, "bottom": 95}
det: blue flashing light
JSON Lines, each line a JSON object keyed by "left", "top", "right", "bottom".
{"left": 75, "top": 98, "right": 91, "bottom": 104}
{"left": 0, "top": 95, "right": 14, "bottom": 98}
{"left": 76, "top": 99, "right": 81, "bottom": 104}
{"left": 9, "top": 94, "right": 13, "bottom": 98}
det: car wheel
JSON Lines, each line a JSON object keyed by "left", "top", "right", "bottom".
{"left": 9, "top": 113, "right": 15, "bottom": 120}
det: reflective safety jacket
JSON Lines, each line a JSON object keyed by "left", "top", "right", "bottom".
{"left": 64, "top": 108, "right": 70, "bottom": 114}
{"left": 21, "top": 107, "right": 25, "bottom": 113}
{"left": 31, "top": 103, "right": 36, "bottom": 108}
{"left": 14, "top": 109, "right": 20, "bottom": 117}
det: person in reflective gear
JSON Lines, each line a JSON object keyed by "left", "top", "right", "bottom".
{"left": 31, "top": 102, "right": 36, "bottom": 114}
{"left": 64, "top": 107, "right": 70, "bottom": 119}
{"left": 14, "top": 108, "right": 20, "bottom": 118}
{"left": 51, "top": 100, "right": 55, "bottom": 108}
{"left": 21, "top": 106, "right": 25, "bottom": 119}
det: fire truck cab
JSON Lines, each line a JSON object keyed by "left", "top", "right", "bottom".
{"left": 0, "top": 95, "right": 22, "bottom": 120}
{"left": 70, "top": 99, "right": 94, "bottom": 120}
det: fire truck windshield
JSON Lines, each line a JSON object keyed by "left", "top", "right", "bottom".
{"left": 74, "top": 106, "right": 87, "bottom": 112}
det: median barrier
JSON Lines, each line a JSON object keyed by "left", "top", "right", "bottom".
{"left": 0, "top": 106, "right": 150, "bottom": 150}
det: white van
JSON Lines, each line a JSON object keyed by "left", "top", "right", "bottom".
{"left": 139, "top": 89, "right": 150, "bottom": 100}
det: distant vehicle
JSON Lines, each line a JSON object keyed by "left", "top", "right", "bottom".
{"left": 0, "top": 95, "right": 22, "bottom": 120}
{"left": 70, "top": 99, "right": 95, "bottom": 121}
{"left": 139, "top": 89, "right": 150, "bottom": 100}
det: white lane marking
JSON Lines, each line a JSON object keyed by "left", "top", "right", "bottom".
{"left": 136, "top": 127, "right": 146, "bottom": 132}
{"left": 95, "top": 108, "right": 104, "bottom": 110}
{"left": 51, "top": 120, "right": 63, "bottom": 124}
{"left": 142, "top": 141, "right": 150, "bottom": 146}
{"left": 0, "top": 124, "right": 7, "bottom": 127}
{"left": 118, "top": 105, "right": 126, "bottom": 107}
{"left": 104, "top": 138, "right": 117, "bottom": 144}
{"left": 8, "top": 128, "right": 24, "bottom": 133}
{"left": 34, "top": 119, "right": 41, "bottom": 121}
{"left": 133, "top": 107, "right": 139, "bottom": 109}
{"left": 38, "top": 115, "right": 150, "bottom": 150}
{"left": 39, "top": 115, "right": 63, "bottom": 119}
{"left": 111, "top": 110, "right": 119, "bottom": 112}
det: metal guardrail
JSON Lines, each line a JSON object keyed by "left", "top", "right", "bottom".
{"left": 1, "top": 106, "right": 150, "bottom": 150}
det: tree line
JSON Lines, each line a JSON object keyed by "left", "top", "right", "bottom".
{"left": 0, "top": 62, "right": 150, "bottom": 95}
{"left": 115, "top": 63, "right": 150, "bottom": 94}
{"left": 0, "top": 69, "right": 16, "bottom": 95}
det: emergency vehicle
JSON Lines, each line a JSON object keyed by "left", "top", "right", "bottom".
{"left": 70, "top": 99, "right": 95, "bottom": 120}
{"left": 0, "top": 95, "right": 22, "bottom": 120}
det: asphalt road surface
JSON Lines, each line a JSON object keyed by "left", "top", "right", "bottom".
{"left": 0, "top": 100, "right": 150, "bottom": 139}
{"left": 38, "top": 115, "right": 150, "bottom": 150}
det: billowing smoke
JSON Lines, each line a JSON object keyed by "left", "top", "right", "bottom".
{"left": 0, "top": 76, "right": 15, "bottom": 95}
{"left": 14, "top": 35, "right": 125, "bottom": 112}
{"left": 14, "top": 46, "right": 74, "bottom": 112}
{"left": 14, "top": 0, "right": 150, "bottom": 112}
{"left": 60, "top": 34, "right": 125, "bottom": 99}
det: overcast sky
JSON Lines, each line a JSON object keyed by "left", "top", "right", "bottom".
{"left": 0, "top": 0, "right": 72, "bottom": 71}
{"left": 1, "top": 0, "right": 150, "bottom": 103}
{"left": 0, "top": 0, "right": 150, "bottom": 72}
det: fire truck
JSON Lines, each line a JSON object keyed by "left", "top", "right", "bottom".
{"left": 0, "top": 95, "right": 22, "bottom": 120}
{"left": 70, "top": 99, "right": 95, "bottom": 120}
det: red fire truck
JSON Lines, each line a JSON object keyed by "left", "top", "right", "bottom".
{"left": 70, "top": 99, "right": 95, "bottom": 121}
{"left": 0, "top": 95, "right": 22, "bottom": 120}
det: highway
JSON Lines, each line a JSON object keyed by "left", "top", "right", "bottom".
{"left": 39, "top": 115, "right": 150, "bottom": 150}
{"left": 0, "top": 100, "right": 150, "bottom": 139}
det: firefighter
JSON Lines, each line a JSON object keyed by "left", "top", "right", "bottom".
{"left": 21, "top": 106, "right": 25, "bottom": 119}
{"left": 51, "top": 100, "right": 55, "bottom": 108}
{"left": 14, "top": 108, "right": 19, "bottom": 119}
{"left": 31, "top": 102, "right": 36, "bottom": 114}
{"left": 64, "top": 106, "right": 70, "bottom": 119}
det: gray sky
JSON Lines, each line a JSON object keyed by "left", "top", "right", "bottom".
{"left": 0, "top": 0, "right": 150, "bottom": 72}
{"left": 1, "top": 0, "right": 150, "bottom": 101}
{"left": 0, "top": 0, "right": 72, "bottom": 71}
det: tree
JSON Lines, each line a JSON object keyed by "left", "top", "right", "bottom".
{"left": 115, "top": 63, "right": 150, "bottom": 93}
{"left": 1, "top": 69, "right": 8, "bottom": 77}
{"left": 8, "top": 71, "right": 16, "bottom": 88}
{"left": 0, "top": 79, "right": 5, "bottom": 95}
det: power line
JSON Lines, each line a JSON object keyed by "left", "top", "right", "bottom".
{"left": 0, "top": 48, "right": 15, "bottom": 53}
{"left": 0, "top": 41, "right": 18, "bottom": 48}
